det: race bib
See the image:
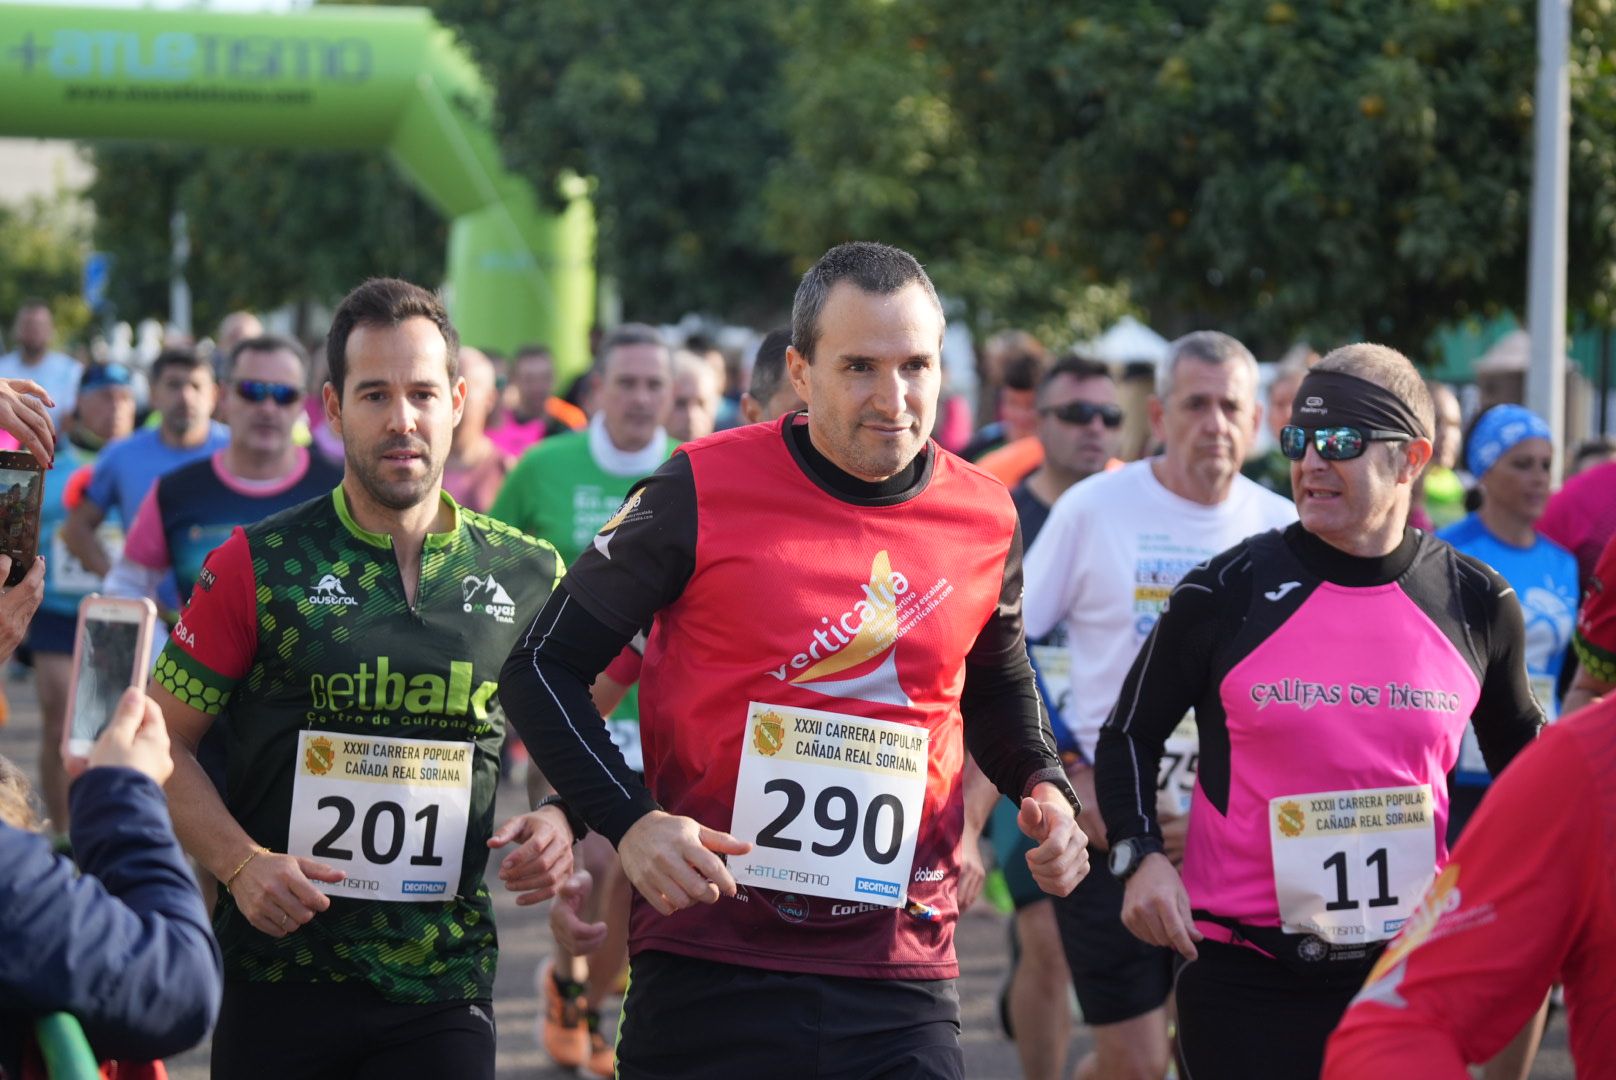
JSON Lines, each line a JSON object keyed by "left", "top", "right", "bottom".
{"left": 1457, "top": 674, "right": 1557, "bottom": 782}
{"left": 729, "top": 701, "right": 928, "bottom": 908}
{"left": 51, "top": 523, "right": 123, "bottom": 595}
{"left": 1270, "top": 784, "right": 1436, "bottom": 944}
{"left": 287, "top": 730, "right": 473, "bottom": 903}
{"left": 1156, "top": 714, "right": 1198, "bottom": 815}
{"left": 1029, "top": 643, "right": 1071, "bottom": 733}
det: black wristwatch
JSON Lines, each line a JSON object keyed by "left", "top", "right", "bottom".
{"left": 534, "top": 794, "right": 589, "bottom": 842}
{"left": 1109, "top": 836, "right": 1165, "bottom": 882}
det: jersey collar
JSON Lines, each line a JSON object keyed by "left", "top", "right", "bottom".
{"left": 330, "top": 485, "right": 463, "bottom": 551}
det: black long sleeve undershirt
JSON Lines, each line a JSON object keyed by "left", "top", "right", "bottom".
{"left": 499, "top": 420, "right": 1073, "bottom": 847}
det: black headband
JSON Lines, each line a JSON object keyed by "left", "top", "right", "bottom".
{"left": 1290, "top": 370, "right": 1429, "bottom": 441}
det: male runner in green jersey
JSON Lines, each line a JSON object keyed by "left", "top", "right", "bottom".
{"left": 151, "top": 278, "right": 576, "bottom": 1079}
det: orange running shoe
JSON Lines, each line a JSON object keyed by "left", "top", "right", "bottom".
{"left": 538, "top": 960, "right": 589, "bottom": 1068}
{"left": 585, "top": 1010, "right": 615, "bottom": 1078}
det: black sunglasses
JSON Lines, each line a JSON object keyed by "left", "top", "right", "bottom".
{"left": 1280, "top": 425, "right": 1412, "bottom": 462}
{"left": 1040, "top": 401, "right": 1124, "bottom": 428}
{"left": 234, "top": 379, "right": 302, "bottom": 406}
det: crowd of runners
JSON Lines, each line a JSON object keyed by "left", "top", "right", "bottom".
{"left": 0, "top": 240, "right": 1614, "bottom": 1080}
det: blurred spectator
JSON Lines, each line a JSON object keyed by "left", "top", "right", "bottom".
{"left": 1241, "top": 364, "right": 1306, "bottom": 499}
{"left": 975, "top": 329, "right": 1046, "bottom": 429}
{"left": 1410, "top": 379, "right": 1466, "bottom": 530}
{"left": 962, "top": 346, "right": 1049, "bottom": 461}
{"left": 684, "top": 332, "right": 740, "bottom": 430}
{"left": 0, "top": 301, "right": 83, "bottom": 431}
{"left": 443, "top": 347, "right": 513, "bottom": 513}
{"left": 1539, "top": 458, "right": 1616, "bottom": 590}
{"left": 29, "top": 363, "right": 138, "bottom": 834}
{"left": 0, "top": 689, "right": 221, "bottom": 1075}
{"left": 489, "top": 344, "right": 587, "bottom": 458}
{"left": 61, "top": 348, "right": 228, "bottom": 593}
{"left": 1569, "top": 435, "right": 1616, "bottom": 477}
{"left": 975, "top": 353, "right": 1121, "bottom": 488}
{"left": 740, "top": 328, "right": 805, "bottom": 425}
{"left": 669, "top": 350, "right": 723, "bottom": 442}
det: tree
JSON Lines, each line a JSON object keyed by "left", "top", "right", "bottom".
{"left": 86, "top": 143, "right": 446, "bottom": 337}
{"left": 436, "top": 0, "right": 798, "bottom": 324}
{"left": 770, "top": 0, "right": 1616, "bottom": 360}
{"left": 0, "top": 191, "right": 91, "bottom": 345}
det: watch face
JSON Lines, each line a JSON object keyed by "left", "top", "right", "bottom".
{"left": 1109, "top": 842, "right": 1133, "bottom": 878}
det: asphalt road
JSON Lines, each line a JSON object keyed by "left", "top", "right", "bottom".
{"left": 0, "top": 677, "right": 1574, "bottom": 1079}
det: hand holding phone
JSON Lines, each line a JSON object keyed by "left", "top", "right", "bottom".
{"left": 0, "top": 554, "right": 45, "bottom": 660}
{"left": 0, "top": 451, "right": 46, "bottom": 587}
{"left": 61, "top": 595, "right": 159, "bottom": 771}
{"left": 84, "top": 687, "right": 173, "bottom": 786}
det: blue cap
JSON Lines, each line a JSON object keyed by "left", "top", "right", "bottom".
{"left": 78, "top": 363, "right": 133, "bottom": 392}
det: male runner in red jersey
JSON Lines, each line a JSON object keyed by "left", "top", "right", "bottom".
{"left": 502, "top": 241, "right": 1088, "bottom": 1079}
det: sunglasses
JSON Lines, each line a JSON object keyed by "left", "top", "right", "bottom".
{"left": 1041, "top": 401, "right": 1124, "bottom": 428}
{"left": 234, "top": 379, "right": 302, "bottom": 406}
{"left": 1280, "top": 425, "right": 1412, "bottom": 462}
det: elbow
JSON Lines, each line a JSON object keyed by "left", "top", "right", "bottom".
{"left": 87, "top": 930, "right": 223, "bottom": 1061}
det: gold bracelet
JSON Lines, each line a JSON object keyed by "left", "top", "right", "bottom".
{"left": 223, "top": 846, "right": 269, "bottom": 891}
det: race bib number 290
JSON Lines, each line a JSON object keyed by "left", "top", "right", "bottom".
{"left": 287, "top": 731, "right": 473, "bottom": 903}
{"left": 729, "top": 702, "right": 928, "bottom": 908}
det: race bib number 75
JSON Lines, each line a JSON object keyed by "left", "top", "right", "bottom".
{"left": 729, "top": 701, "right": 929, "bottom": 908}
{"left": 287, "top": 731, "right": 473, "bottom": 903}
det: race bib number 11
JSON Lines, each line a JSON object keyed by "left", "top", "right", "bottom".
{"left": 287, "top": 731, "right": 474, "bottom": 903}
{"left": 1270, "top": 784, "right": 1436, "bottom": 944}
{"left": 729, "top": 701, "right": 928, "bottom": 908}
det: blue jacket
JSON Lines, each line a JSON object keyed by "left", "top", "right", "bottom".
{"left": 0, "top": 767, "right": 221, "bottom": 1073}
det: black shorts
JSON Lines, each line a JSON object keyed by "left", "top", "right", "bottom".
{"left": 1050, "top": 850, "right": 1173, "bottom": 1025}
{"left": 210, "top": 980, "right": 495, "bottom": 1080}
{"left": 616, "top": 950, "right": 963, "bottom": 1080}
{"left": 1173, "top": 939, "right": 1365, "bottom": 1080}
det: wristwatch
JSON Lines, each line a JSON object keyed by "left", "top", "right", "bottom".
{"left": 534, "top": 793, "right": 589, "bottom": 842}
{"left": 1109, "top": 836, "right": 1165, "bottom": 882}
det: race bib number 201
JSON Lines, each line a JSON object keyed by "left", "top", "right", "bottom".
{"left": 1270, "top": 784, "right": 1436, "bottom": 944}
{"left": 729, "top": 702, "right": 929, "bottom": 908}
{"left": 287, "top": 731, "right": 473, "bottom": 903}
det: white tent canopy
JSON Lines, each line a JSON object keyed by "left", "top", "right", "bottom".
{"left": 1083, "top": 316, "right": 1170, "bottom": 366}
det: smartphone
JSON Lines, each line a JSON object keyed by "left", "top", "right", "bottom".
{"left": 61, "top": 595, "right": 159, "bottom": 763}
{"left": 0, "top": 451, "right": 45, "bottom": 586}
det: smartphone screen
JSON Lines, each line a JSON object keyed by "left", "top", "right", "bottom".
{"left": 0, "top": 456, "right": 45, "bottom": 587}
{"left": 68, "top": 611, "right": 147, "bottom": 748}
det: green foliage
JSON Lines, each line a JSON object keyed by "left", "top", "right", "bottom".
{"left": 0, "top": 192, "right": 91, "bottom": 344}
{"left": 436, "top": 0, "right": 798, "bottom": 323}
{"left": 85, "top": 143, "right": 446, "bottom": 335}
{"left": 769, "top": 0, "right": 1616, "bottom": 359}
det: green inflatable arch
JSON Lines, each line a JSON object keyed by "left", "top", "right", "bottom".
{"left": 0, "top": 4, "right": 595, "bottom": 376}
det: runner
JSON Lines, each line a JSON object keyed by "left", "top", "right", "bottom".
{"left": 489, "top": 323, "right": 675, "bottom": 1072}
{"left": 0, "top": 300, "right": 82, "bottom": 430}
{"left": 105, "top": 335, "right": 342, "bottom": 605}
{"left": 149, "top": 278, "right": 573, "bottom": 1079}
{"left": 502, "top": 241, "right": 1088, "bottom": 1079}
{"left": 668, "top": 350, "right": 723, "bottom": 443}
{"left": 962, "top": 353, "right": 1122, "bottom": 1080}
{"left": 441, "top": 347, "right": 513, "bottom": 514}
{"left": 739, "top": 327, "right": 807, "bottom": 425}
{"left": 61, "top": 347, "right": 228, "bottom": 586}
{"left": 1324, "top": 693, "right": 1616, "bottom": 1078}
{"left": 27, "top": 362, "right": 136, "bottom": 833}
{"left": 1437, "top": 403, "right": 1578, "bottom": 833}
{"left": 1022, "top": 331, "right": 1295, "bottom": 1080}
{"left": 1096, "top": 344, "right": 1542, "bottom": 1080}
{"left": 1566, "top": 532, "right": 1616, "bottom": 715}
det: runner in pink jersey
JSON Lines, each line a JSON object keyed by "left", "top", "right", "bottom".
{"left": 1095, "top": 344, "right": 1542, "bottom": 1080}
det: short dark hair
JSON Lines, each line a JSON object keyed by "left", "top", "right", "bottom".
{"left": 684, "top": 332, "right": 719, "bottom": 356}
{"left": 151, "top": 346, "right": 211, "bottom": 385}
{"left": 1000, "top": 350, "right": 1049, "bottom": 392}
{"left": 229, "top": 334, "right": 310, "bottom": 380}
{"left": 749, "top": 327, "right": 792, "bottom": 407}
{"left": 598, "top": 323, "right": 669, "bottom": 372}
{"left": 1039, "top": 354, "right": 1112, "bottom": 402}
{"left": 325, "top": 278, "right": 459, "bottom": 399}
{"left": 791, "top": 241, "right": 943, "bottom": 362}
{"left": 513, "top": 343, "right": 553, "bottom": 365}
{"left": 15, "top": 298, "right": 49, "bottom": 317}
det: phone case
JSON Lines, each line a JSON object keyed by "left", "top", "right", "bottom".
{"left": 0, "top": 450, "right": 46, "bottom": 587}
{"left": 60, "top": 595, "right": 159, "bottom": 764}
